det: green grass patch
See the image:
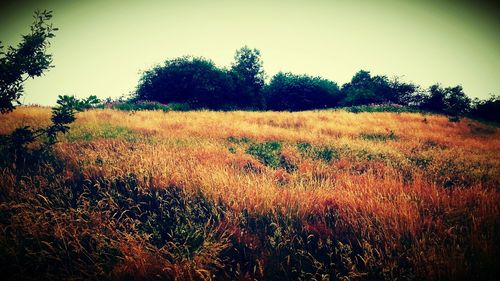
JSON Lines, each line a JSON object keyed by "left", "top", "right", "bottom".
{"left": 314, "top": 146, "right": 339, "bottom": 162}
{"left": 296, "top": 142, "right": 339, "bottom": 163}
{"left": 66, "top": 125, "right": 137, "bottom": 142}
{"left": 110, "top": 101, "right": 191, "bottom": 112}
{"left": 344, "top": 104, "right": 420, "bottom": 113}
{"left": 246, "top": 141, "right": 282, "bottom": 168}
{"left": 296, "top": 142, "right": 313, "bottom": 155}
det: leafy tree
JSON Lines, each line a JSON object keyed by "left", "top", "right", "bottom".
{"left": 231, "top": 46, "right": 266, "bottom": 109}
{"left": 443, "top": 85, "right": 471, "bottom": 116}
{"left": 0, "top": 10, "right": 58, "bottom": 113}
{"left": 419, "top": 84, "right": 446, "bottom": 112}
{"left": 0, "top": 10, "right": 100, "bottom": 170}
{"left": 265, "top": 72, "right": 341, "bottom": 111}
{"left": 387, "top": 77, "right": 420, "bottom": 106}
{"left": 340, "top": 70, "right": 418, "bottom": 106}
{"left": 135, "top": 56, "right": 235, "bottom": 110}
{"left": 341, "top": 70, "right": 386, "bottom": 106}
{"left": 419, "top": 84, "right": 471, "bottom": 116}
{"left": 470, "top": 95, "right": 500, "bottom": 123}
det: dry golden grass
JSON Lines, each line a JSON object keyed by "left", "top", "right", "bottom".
{"left": 0, "top": 107, "right": 499, "bottom": 280}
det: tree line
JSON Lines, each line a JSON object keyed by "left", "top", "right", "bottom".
{"left": 134, "top": 47, "right": 499, "bottom": 123}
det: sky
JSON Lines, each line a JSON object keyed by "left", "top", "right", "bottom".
{"left": 1, "top": 0, "right": 499, "bottom": 105}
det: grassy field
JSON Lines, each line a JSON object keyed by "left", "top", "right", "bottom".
{"left": 1, "top": 107, "right": 499, "bottom": 280}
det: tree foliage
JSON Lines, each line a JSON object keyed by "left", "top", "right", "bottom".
{"left": 0, "top": 10, "right": 58, "bottom": 113}
{"left": 419, "top": 84, "right": 471, "bottom": 116}
{"left": 340, "top": 70, "right": 418, "bottom": 106}
{"left": 132, "top": 47, "right": 496, "bottom": 122}
{"left": 135, "top": 56, "right": 235, "bottom": 110}
{"left": 469, "top": 95, "right": 500, "bottom": 123}
{"left": 231, "top": 46, "right": 266, "bottom": 109}
{"left": 265, "top": 72, "right": 341, "bottom": 111}
{"left": 0, "top": 10, "right": 100, "bottom": 170}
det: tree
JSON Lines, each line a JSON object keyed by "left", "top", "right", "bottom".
{"left": 340, "top": 70, "right": 418, "bottom": 106}
{"left": 265, "top": 72, "right": 341, "bottom": 111}
{"left": 443, "top": 85, "right": 471, "bottom": 116}
{"left": 341, "top": 70, "right": 387, "bottom": 106}
{"left": 388, "top": 77, "right": 420, "bottom": 106}
{"left": 230, "top": 46, "right": 266, "bottom": 109}
{"left": 0, "top": 10, "right": 58, "bottom": 113}
{"left": 419, "top": 84, "right": 471, "bottom": 116}
{"left": 0, "top": 11, "right": 100, "bottom": 170}
{"left": 135, "top": 56, "right": 235, "bottom": 110}
{"left": 470, "top": 95, "right": 500, "bottom": 123}
{"left": 419, "top": 84, "right": 447, "bottom": 112}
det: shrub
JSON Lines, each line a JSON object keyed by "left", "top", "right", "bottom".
{"left": 265, "top": 72, "right": 341, "bottom": 111}
{"left": 135, "top": 56, "right": 235, "bottom": 110}
{"left": 1, "top": 95, "right": 99, "bottom": 170}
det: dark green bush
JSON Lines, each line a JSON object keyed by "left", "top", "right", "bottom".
{"left": 134, "top": 56, "right": 235, "bottom": 110}
{"left": 265, "top": 72, "right": 341, "bottom": 111}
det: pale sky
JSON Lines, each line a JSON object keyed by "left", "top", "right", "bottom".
{"left": 1, "top": 0, "right": 499, "bottom": 105}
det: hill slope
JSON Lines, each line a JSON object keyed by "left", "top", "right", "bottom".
{"left": 1, "top": 108, "right": 499, "bottom": 280}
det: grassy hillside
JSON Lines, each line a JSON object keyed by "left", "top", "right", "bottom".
{"left": 1, "top": 107, "right": 499, "bottom": 280}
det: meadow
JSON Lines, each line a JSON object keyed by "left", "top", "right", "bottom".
{"left": 0, "top": 107, "right": 499, "bottom": 280}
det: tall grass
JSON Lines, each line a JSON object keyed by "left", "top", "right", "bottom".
{"left": 0, "top": 107, "right": 499, "bottom": 280}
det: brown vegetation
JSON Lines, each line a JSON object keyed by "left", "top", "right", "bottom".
{"left": 0, "top": 107, "right": 499, "bottom": 280}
